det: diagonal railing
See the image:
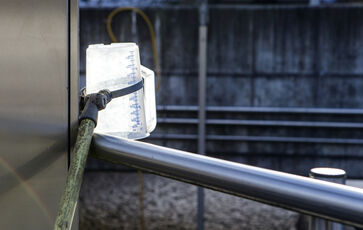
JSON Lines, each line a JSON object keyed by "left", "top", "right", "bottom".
{"left": 91, "top": 133, "right": 363, "bottom": 229}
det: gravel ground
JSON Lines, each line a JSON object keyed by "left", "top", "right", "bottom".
{"left": 80, "top": 172, "right": 299, "bottom": 230}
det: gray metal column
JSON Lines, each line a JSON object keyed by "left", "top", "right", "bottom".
{"left": 0, "top": 0, "right": 78, "bottom": 229}
{"left": 197, "top": 1, "right": 208, "bottom": 230}
{"left": 309, "top": 168, "right": 347, "bottom": 230}
{"left": 70, "top": 1, "right": 80, "bottom": 229}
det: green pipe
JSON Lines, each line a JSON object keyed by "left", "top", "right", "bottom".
{"left": 54, "top": 119, "right": 95, "bottom": 230}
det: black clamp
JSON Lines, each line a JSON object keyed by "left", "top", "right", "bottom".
{"left": 79, "top": 80, "right": 144, "bottom": 126}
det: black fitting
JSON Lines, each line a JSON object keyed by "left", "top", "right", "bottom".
{"left": 95, "top": 90, "right": 112, "bottom": 110}
{"left": 79, "top": 80, "right": 144, "bottom": 126}
{"left": 79, "top": 90, "right": 112, "bottom": 126}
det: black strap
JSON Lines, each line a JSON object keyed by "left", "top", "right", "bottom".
{"left": 110, "top": 80, "right": 144, "bottom": 99}
{"left": 79, "top": 80, "right": 143, "bottom": 126}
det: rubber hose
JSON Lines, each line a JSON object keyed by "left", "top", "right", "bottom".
{"left": 54, "top": 119, "right": 95, "bottom": 230}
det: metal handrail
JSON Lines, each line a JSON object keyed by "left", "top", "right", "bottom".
{"left": 157, "top": 105, "right": 363, "bottom": 114}
{"left": 157, "top": 117, "right": 363, "bottom": 128}
{"left": 91, "top": 133, "right": 363, "bottom": 228}
{"left": 148, "top": 133, "right": 363, "bottom": 145}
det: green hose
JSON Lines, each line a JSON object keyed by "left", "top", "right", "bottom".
{"left": 54, "top": 80, "right": 138, "bottom": 229}
{"left": 54, "top": 119, "right": 95, "bottom": 230}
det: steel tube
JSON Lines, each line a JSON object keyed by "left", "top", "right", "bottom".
{"left": 157, "top": 118, "right": 363, "bottom": 129}
{"left": 157, "top": 105, "right": 363, "bottom": 115}
{"left": 148, "top": 133, "right": 363, "bottom": 145}
{"left": 309, "top": 168, "right": 347, "bottom": 230}
{"left": 91, "top": 134, "right": 363, "bottom": 228}
{"left": 197, "top": 1, "right": 208, "bottom": 228}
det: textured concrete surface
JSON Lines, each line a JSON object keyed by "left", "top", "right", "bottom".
{"left": 80, "top": 172, "right": 299, "bottom": 230}
{"left": 79, "top": 5, "right": 363, "bottom": 228}
{"left": 80, "top": 6, "right": 363, "bottom": 178}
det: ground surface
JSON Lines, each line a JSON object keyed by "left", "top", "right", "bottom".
{"left": 80, "top": 172, "right": 299, "bottom": 230}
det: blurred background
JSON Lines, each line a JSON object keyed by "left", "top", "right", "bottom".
{"left": 79, "top": 0, "right": 363, "bottom": 229}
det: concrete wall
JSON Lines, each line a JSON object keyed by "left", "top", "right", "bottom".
{"left": 80, "top": 6, "right": 363, "bottom": 107}
{"left": 81, "top": 5, "right": 363, "bottom": 176}
{"left": 79, "top": 4, "right": 363, "bottom": 229}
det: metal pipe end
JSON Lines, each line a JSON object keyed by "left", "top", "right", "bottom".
{"left": 310, "top": 167, "right": 347, "bottom": 179}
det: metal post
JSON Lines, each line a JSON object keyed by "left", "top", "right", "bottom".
{"left": 198, "top": 1, "right": 208, "bottom": 230}
{"left": 309, "top": 168, "right": 347, "bottom": 230}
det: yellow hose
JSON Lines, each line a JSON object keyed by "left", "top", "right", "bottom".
{"left": 106, "top": 7, "right": 161, "bottom": 91}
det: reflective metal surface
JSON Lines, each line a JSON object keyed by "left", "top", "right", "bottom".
{"left": 157, "top": 105, "right": 363, "bottom": 114}
{"left": 149, "top": 133, "right": 363, "bottom": 145}
{"left": 309, "top": 168, "right": 347, "bottom": 230}
{"left": 91, "top": 134, "right": 363, "bottom": 228}
{"left": 70, "top": 0, "right": 80, "bottom": 229}
{"left": 197, "top": 4, "right": 208, "bottom": 229}
{"left": 0, "top": 0, "right": 75, "bottom": 229}
{"left": 157, "top": 117, "right": 363, "bottom": 128}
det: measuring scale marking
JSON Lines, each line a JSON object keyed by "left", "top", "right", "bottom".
{"left": 127, "top": 50, "right": 142, "bottom": 132}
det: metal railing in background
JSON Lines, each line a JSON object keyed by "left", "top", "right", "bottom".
{"left": 158, "top": 117, "right": 363, "bottom": 128}
{"left": 153, "top": 105, "right": 363, "bottom": 145}
{"left": 157, "top": 105, "right": 363, "bottom": 114}
{"left": 149, "top": 133, "right": 363, "bottom": 145}
{"left": 91, "top": 133, "right": 363, "bottom": 229}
